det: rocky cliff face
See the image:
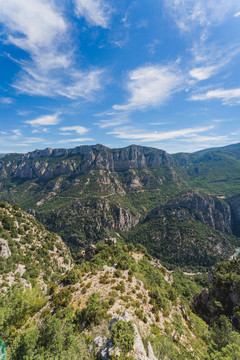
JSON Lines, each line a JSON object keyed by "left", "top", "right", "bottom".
{"left": 147, "top": 191, "right": 232, "bottom": 234}
{"left": 37, "top": 198, "right": 140, "bottom": 249}
{"left": 10, "top": 144, "right": 174, "bottom": 180}
{"left": 126, "top": 191, "right": 237, "bottom": 267}
{"left": 191, "top": 258, "right": 240, "bottom": 330}
{"left": 228, "top": 195, "right": 240, "bottom": 236}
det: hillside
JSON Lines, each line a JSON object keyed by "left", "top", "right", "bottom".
{"left": 0, "top": 144, "right": 186, "bottom": 251}
{"left": 0, "top": 202, "right": 72, "bottom": 291}
{"left": 191, "top": 257, "right": 240, "bottom": 329}
{"left": 2, "top": 234, "right": 240, "bottom": 359}
{"left": 125, "top": 191, "right": 239, "bottom": 269}
{"left": 174, "top": 142, "right": 240, "bottom": 197}
{"left": 0, "top": 142, "right": 240, "bottom": 267}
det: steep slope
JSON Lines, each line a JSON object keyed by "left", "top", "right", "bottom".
{"left": 2, "top": 240, "right": 211, "bottom": 360}
{"left": 1, "top": 142, "right": 240, "bottom": 265}
{"left": 174, "top": 142, "right": 240, "bottom": 197}
{"left": 0, "top": 201, "right": 72, "bottom": 291}
{"left": 191, "top": 257, "right": 240, "bottom": 330}
{"left": 126, "top": 191, "right": 239, "bottom": 268}
{"left": 228, "top": 194, "right": 240, "bottom": 236}
{"left": 0, "top": 144, "right": 184, "bottom": 250}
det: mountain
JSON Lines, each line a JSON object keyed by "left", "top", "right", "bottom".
{"left": 0, "top": 144, "right": 184, "bottom": 251}
{"left": 173, "top": 142, "right": 240, "bottom": 197}
{"left": 2, "top": 231, "right": 240, "bottom": 359}
{"left": 0, "top": 201, "right": 72, "bottom": 291}
{"left": 1, "top": 142, "right": 240, "bottom": 267}
{"left": 125, "top": 191, "right": 239, "bottom": 268}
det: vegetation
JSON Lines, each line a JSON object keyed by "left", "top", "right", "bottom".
{"left": 111, "top": 319, "right": 135, "bottom": 354}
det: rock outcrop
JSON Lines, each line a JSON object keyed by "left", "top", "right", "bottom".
{"left": 38, "top": 199, "right": 140, "bottom": 249}
{"left": 191, "top": 259, "right": 240, "bottom": 330}
{"left": 10, "top": 144, "right": 174, "bottom": 180}
{"left": 127, "top": 191, "right": 237, "bottom": 267}
{"left": 0, "top": 239, "right": 11, "bottom": 259}
{"left": 146, "top": 190, "right": 232, "bottom": 234}
{"left": 228, "top": 194, "right": 240, "bottom": 236}
{"left": 93, "top": 312, "right": 157, "bottom": 360}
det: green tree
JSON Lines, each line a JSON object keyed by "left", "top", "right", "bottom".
{"left": 111, "top": 320, "right": 135, "bottom": 354}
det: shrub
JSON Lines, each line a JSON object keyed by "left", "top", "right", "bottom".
{"left": 13, "top": 204, "right": 20, "bottom": 211}
{"left": 114, "top": 270, "right": 122, "bottom": 278}
{"left": 77, "top": 292, "right": 102, "bottom": 327}
{"left": 52, "top": 288, "right": 72, "bottom": 308}
{"left": 111, "top": 320, "right": 135, "bottom": 354}
{"left": 63, "top": 268, "right": 81, "bottom": 285}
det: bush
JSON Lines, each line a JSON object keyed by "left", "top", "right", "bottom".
{"left": 63, "top": 268, "right": 81, "bottom": 285}
{"left": 111, "top": 320, "right": 135, "bottom": 354}
{"left": 52, "top": 288, "right": 72, "bottom": 308}
{"left": 77, "top": 292, "right": 103, "bottom": 328}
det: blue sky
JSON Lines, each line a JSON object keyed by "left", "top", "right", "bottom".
{"left": 0, "top": 0, "right": 240, "bottom": 154}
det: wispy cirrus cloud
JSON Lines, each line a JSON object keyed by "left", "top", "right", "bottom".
{"left": 25, "top": 113, "right": 61, "bottom": 127}
{"left": 108, "top": 125, "right": 214, "bottom": 142}
{"left": 60, "top": 126, "right": 89, "bottom": 135}
{"left": 58, "top": 137, "right": 94, "bottom": 144}
{"left": 94, "top": 113, "right": 130, "bottom": 129}
{"left": 113, "top": 65, "right": 183, "bottom": 111}
{"left": 164, "top": 0, "right": 240, "bottom": 32}
{"left": 74, "top": 0, "right": 112, "bottom": 28}
{"left": 0, "top": 97, "right": 14, "bottom": 104}
{"left": 189, "top": 88, "right": 240, "bottom": 104}
{"left": 0, "top": 0, "right": 105, "bottom": 100}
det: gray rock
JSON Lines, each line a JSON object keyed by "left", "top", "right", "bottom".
{"left": 12, "top": 144, "right": 174, "bottom": 180}
{"left": 147, "top": 190, "right": 232, "bottom": 234}
{"left": 104, "top": 237, "right": 117, "bottom": 245}
{"left": 97, "top": 312, "right": 153, "bottom": 360}
{"left": 0, "top": 239, "right": 11, "bottom": 259}
{"left": 147, "top": 341, "right": 157, "bottom": 360}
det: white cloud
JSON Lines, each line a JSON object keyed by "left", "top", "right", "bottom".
{"left": 234, "top": 12, "right": 240, "bottom": 17}
{"left": 190, "top": 88, "right": 240, "bottom": 104}
{"left": 25, "top": 113, "right": 61, "bottom": 127}
{"left": 95, "top": 115, "right": 130, "bottom": 129}
{"left": 189, "top": 66, "right": 219, "bottom": 80}
{"left": 12, "top": 129, "right": 22, "bottom": 136}
{"left": 113, "top": 65, "right": 183, "bottom": 111}
{"left": 58, "top": 137, "right": 94, "bottom": 143}
{"left": 0, "top": 0, "right": 66, "bottom": 52}
{"left": 74, "top": 0, "right": 111, "bottom": 28}
{"left": 165, "top": 0, "right": 240, "bottom": 31}
{"left": 0, "top": 0, "right": 105, "bottom": 100}
{"left": 57, "top": 70, "right": 104, "bottom": 100}
{"left": 181, "top": 134, "right": 229, "bottom": 143}
{"left": 19, "top": 137, "right": 45, "bottom": 144}
{"left": 60, "top": 126, "right": 89, "bottom": 135}
{"left": 0, "top": 97, "right": 14, "bottom": 104}
{"left": 108, "top": 125, "right": 214, "bottom": 142}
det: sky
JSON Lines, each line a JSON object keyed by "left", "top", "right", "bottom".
{"left": 0, "top": 0, "right": 240, "bottom": 154}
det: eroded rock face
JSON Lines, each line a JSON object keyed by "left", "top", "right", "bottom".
{"left": 11, "top": 144, "right": 174, "bottom": 180}
{"left": 191, "top": 260, "right": 240, "bottom": 330}
{"left": 0, "top": 239, "right": 11, "bottom": 259}
{"left": 147, "top": 190, "right": 232, "bottom": 234}
{"left": 38, "top": 199, "right": 140, "bottom": 249}
{"left": 228, "top": 195, "right": 240, "bottom": 236}
{"left": 95, "top": 312, "right": 157, "bottom": 360}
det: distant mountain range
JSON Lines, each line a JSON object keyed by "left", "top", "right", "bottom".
{"left": 0, "top": 142, "right": 240, "bottom": 269}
